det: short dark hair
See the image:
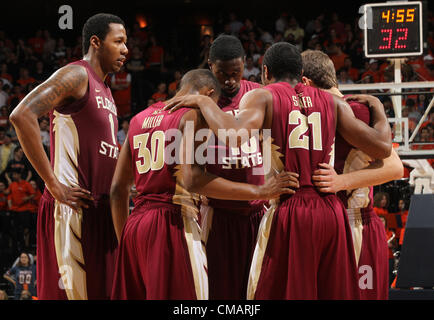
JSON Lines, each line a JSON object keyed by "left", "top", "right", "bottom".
{"left": 263, "top": 42, "right": 302, "bottom": 81}
{"left": 209, "top": 35, "right": 245, "bottom": 62}
{"left": 301, "top": 50, "right": 338, "bottom": 89}
{"left": 82, "top": 13, "right": 125, "bottom": 55}
{"left": 180, "top": 69, "right": 221, "bottom": 97}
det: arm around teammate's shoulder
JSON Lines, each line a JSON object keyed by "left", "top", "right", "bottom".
{"left": 179, "top": 110, "right": 299, "bottom": 200}
{"left": 335, "top": 95, "right": 392, "bottom": 160}
{"left": 313, "top": 148, "right": 403, "bottom": 193}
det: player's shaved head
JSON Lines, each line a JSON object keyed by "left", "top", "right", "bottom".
{"left": 180, "top": 69, "right": 221, "bottom": 97}
{"left": 263, "top": 42, "right": 302, "bottom": 81}
{"left": 301, "top": 50, "right": 338, "bottom": 89}
{"left": 209, "top": 35, "right": 245, "bottom": 62}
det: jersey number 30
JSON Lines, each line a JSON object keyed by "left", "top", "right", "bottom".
{"left": 133, "top": 131, "right": 165, "bottom": 174}
{"left": 288, "top": 111, "right": 323, "bottom": 150}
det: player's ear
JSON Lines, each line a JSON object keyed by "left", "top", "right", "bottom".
{"left": 205, "top": 88, "right": 215, "bottom": 97}
{"left": 90, "top": 35, "right": 101, "bottom": 51}
{"left": 302, "top": 76, "right": 313, "bottom": 86}
{"left": 263, "top": 64, "right": 271, "bottom": 81}
{"left": 207, "top": 59, "right": 213, "bottom": 70}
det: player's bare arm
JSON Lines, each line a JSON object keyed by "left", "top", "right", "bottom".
{"left": 164, "top": 88, "right": 270, "bottom": 134}
{"left": 335, "top": 95, "right": 392, "bottom": 160}
{"left": 110, "top": 135, "right": 134, "bottom": 242}
{"left": 312, "top": 148, "right": 403, "bottom": 193}
{"left": 9, "top": 64, "right": 93, "bottom": 211}
{"left": 345, "top": 93, "right": 392, "bottom": 150}
{"left": 179, "top": 109, "right": 299, "bottom": 200}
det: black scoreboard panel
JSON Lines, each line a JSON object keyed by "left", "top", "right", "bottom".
{"left": 364, "top": 1, "right": 423, "bottom": 58}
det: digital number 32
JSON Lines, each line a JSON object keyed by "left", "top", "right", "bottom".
{"left": 379, "top": 28, "right": 408, "bottom": 50}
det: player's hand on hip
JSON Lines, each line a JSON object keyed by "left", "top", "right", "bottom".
{"left": 259, "top": 171, "right": 299, "bottom": 200}
{"left": 312, "top": 163, "right": 344, "bottom": 193}
{"left": 47, "top": 180, "right": 94, "bottom": 211}
{"left": 344, "top": 94, "right": 380, "bottom": 107}
{"left": 163, "top": 95, "right": 207, "bottom": 113}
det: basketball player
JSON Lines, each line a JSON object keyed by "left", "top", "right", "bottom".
{"left": 202, "top": 34, "right": 266, "bottom": 299}
{"left": 302, "top": 50, "right": 403, "bottom": 299}
{"left": 165, "top": 42, "right": 392, "bottom": 299}
{"left": 9, "top": 13, "right": 128, "bottom": 300}
{"left": 109, "top": 69, "right": 299, "bottom": 300}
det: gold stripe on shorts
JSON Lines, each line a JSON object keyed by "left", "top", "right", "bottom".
{"left": 54, "top": 202, "right": 87, "bottom": 300}
{"left": 183, "top": 216, "right": 208, "bottom": 300}
{"left": 247, "top": 205, "right": 276, "bottom": 300}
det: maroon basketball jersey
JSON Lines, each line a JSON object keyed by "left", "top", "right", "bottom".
{"left": 128, "top": 102, "right": 198, "bottom": 210}
{"left": 217, "top": 79, "right": 261, "bottom": 110}
{"left": 207, "top": 80, "right": 264, "bottom": 210}
{"left": 335, "top": 99, "right": 374, "bottom": 213}
{"left": 266, "top": 82, "right": 335, "bottom": 189}
{"left": 49, "top": 60, "right": 119, "bottom": 197}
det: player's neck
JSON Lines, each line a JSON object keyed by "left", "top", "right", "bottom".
{"left": 83, "top": 55, "right": 107, "bottom": 82}
{"left": 325, "top": 87, "right": 343, "bottom": 97}
{"left": 274, "top": 78, "right": 299, "bottom": 87}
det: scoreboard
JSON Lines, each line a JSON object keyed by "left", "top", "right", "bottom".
{"left": 364, "top": 1, "right": 423, "bottom": 58}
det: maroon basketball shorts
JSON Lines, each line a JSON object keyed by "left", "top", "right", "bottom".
{"left": 349, "top": 208, "right": 389, "bottom": 300}
{"left": 37, "top": 190, "right": 117, "bottom": 300}
{"left": 111, "top": 201, "right": 207, "bottom": 300}
{"left": 248, "top": 188, "right": 359, "bottom": 300}
{"left": 201, "top": 203, "right": 265, "bottom": 300}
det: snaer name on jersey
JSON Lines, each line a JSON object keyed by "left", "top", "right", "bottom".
{"left": 292, "top": 95, "right": 313, "bottom": 108}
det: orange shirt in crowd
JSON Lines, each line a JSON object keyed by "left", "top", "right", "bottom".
{"left": 17, "top": 77, "right": 36, "bottom": 87}
{"left": 331, "top": 52, "right": 348, "bottom": 72}
{"left": 398, "top": 214, "right": 414, "bottom": 246}
{"left": 374, "top": 207, "right": 389, "bottom": 218}
{"left": 168, "top": 80, "right": 179, "bottom": 95}
{"left": 347, "top": 67, "right": 359, "bottom": 82}
{"left": 111, "top": 71, "right": 131, "bottom": 117}
{"left": 8, "top": 180, "right": 35, "bottom": 212}
{"left": 361, "top": 70, "right": 384, "bottom": 83}
{"left": 151, "top": 92, "right": 167, "bottom": 102}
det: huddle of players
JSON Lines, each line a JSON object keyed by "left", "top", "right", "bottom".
{"left": 10, "top": 13, "right": 403, "bottom": 300}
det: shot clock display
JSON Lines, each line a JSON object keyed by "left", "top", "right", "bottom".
{"left": 364, "top": 1, "right": 423, "bottom": 58}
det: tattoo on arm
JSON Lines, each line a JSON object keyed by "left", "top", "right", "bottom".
{"left": 22, "top": 65, "right": 87, "bottom": 117}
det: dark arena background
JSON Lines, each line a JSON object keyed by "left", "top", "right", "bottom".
{"left": 0, "top": 0, "right": 433, "bottom": 310}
